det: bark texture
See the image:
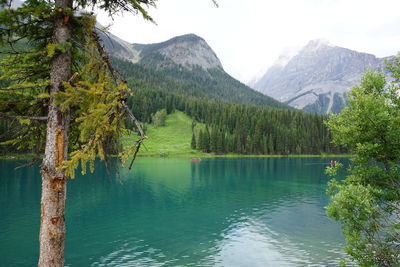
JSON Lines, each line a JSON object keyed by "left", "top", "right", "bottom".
{"left": 38, "top": 0, "right": 72, "bottom": 266}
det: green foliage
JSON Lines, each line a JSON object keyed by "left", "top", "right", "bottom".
{"left": 151, "top": 108, "right": 167, "bottom": 127}
{"left": 326, "top": 65, "right": 400, "bottom": 266}
{"left": 46, "top": 42, "right": 72, "bottom": 58}
{"left": 54, "top": 16, "right": 131, "bottom": 178}
{"left": 0, "top": 0, "right": 154, "bottom": 176}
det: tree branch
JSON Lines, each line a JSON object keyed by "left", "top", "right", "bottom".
{"left": 0, "top": 85, "right": 44, "bottom": 91}
{"left": 15, "top": 158, "right": 40, "bottom": 170}
{"left": 91, "top": 29, "right": 147, "bottom": 169}
{"left": 0, "top": 50, "right": 34, "bottom": 55}
{"left": 0, "top": 112, "right": 47, "bottom": 121}
{"left": 91, "top": 30, "right": 125, "bottom": 83}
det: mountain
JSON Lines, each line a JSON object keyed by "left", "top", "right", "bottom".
{"left": 252, "top": 40, "right": 391, "bottom": 114}
{"left": 133, "top": 34, "right": 223, "bottom": 70}
{"left": 100, "top": 32, "right": 289, "bottom": 109}
{"left": 101, "top": 32, "right": 223, "bottom": 70}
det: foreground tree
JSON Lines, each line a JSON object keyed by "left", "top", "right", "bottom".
{"left": 0, "top": 0, "right": 154, "bottom": 266}
{"left": 326, "top": 59, "right": 400, "bottom": 266}
{"left": 0, "top": 1, "right": 219, "bottom": 265}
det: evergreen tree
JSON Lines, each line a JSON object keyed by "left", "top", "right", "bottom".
{"left": 197, "top": 129, "right": 204, "bottom": 151}
{"left": 204, "top": 126, "right": 210, "bottom": 153}
{"left": 191, "top": 132, "right": 196, "bottom": 149}
{"left": 0, "top": 1, "right": 154, "bottom": 266}
{"left": 268, "top": 134, "right": 274, "bottom": 155}
{"left": 210, "top": 127, "right": 218, "bottom": 153}
{"left": 216, "top": 129, "right": 225, "bottom": 154}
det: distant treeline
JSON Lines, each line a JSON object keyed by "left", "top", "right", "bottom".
{"left": 126, "top": 87, "right": 344, "bottom": 155}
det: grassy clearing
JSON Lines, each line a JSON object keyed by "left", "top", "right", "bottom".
{"left": 122, "top": 110, "right": 350, "bottom": 158}
{"left": 123, "top": 111, "right": 207, "bottom": 157}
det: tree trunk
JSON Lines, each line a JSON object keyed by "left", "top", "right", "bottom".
{"left": 38, "top": 0, "right": 72, "bottom": 266}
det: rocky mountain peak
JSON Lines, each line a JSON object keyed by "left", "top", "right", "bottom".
{"left": 303, "top": 39, "right": 333, "bottom": 52}
{"left": 102, "top": 31, "right": 223, "bottom": 71}
{"left": 135, "top": 33, "right": 223, "bottom": 70}
{"left": 251, "top": 40, "right": 389, "bottom": 114}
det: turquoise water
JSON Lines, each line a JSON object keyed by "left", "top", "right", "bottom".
{"left": 0, "top": 157, "right": 347, "bottom": 266}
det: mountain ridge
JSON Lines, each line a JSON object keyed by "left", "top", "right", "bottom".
{"left": 252, "top": 40, "right": 392, "bottom": 114}
{"left": 101, "top": 31, "right": 290, "bottom": 109}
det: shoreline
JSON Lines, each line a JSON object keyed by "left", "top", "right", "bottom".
{"left": 0, "top": 153, "right": 351, "bottom": 160}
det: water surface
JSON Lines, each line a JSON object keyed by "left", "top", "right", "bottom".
{"left": 0, "top": 157, "right": 347, "bottom": 266}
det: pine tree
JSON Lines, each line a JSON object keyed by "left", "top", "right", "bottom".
{"left": 216, "top": 129, "right": 225, "bottom": 154}
{"left": 0, "top": 1, "right": 153, "bottom": 266}
{"left": 210, "top": 127, "right": 218, "bottom": 153}
{"left": 204, "top": 125, "right": 210, "bottom": 152}
{"left": 268, "top": 134, "right": 274, "bottom": 154}
{"left": 197, "top": 129, "right": 204, "bottom": 151}
{"left": 191, "top": 131, "right": 196, "bottom": 149}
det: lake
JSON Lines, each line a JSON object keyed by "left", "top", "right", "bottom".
{"left": 0, "top": 157, "right": 347, "bottom": 266}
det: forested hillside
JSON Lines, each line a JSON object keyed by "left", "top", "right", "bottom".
{"left": 112, "top": 58, "right": 289, "bottom": 109}
{"left": 125, "top": 81, "right": 342, "bottom": 155}
{"left": 101, "top": 35, "right": 342, "bottom": 155}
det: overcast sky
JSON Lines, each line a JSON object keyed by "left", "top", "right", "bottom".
{"left": 96, "top": 0, "right": 400, "bottom": 83}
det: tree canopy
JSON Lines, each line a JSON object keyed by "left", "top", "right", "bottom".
{"left": 0, "top": 0, "right": 151, "bottom": 176}
{"left": 326, "top": 58, "right": 400, "bottom": 266}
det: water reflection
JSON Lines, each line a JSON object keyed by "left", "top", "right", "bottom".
{"left": 0, "top": 157, "right": 347, "bottom": 266}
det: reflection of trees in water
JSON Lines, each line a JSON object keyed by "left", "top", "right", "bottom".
{"left": 0, "top": 158, "right": 347, "bottom": 266}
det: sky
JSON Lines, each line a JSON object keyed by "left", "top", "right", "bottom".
{"left": 96, "top": 0, "right": 400, "bottom": 83}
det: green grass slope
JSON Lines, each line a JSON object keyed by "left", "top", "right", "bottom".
{"left": 124, "top": 111, "right": 205, "bottom": 157}
{"left": 122, "top": 111, "right": 348, "bottom": 158}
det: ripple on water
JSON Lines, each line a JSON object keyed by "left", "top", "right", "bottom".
{"left": 200, "top": 201, "right": 345, "bottom": 267}
{"left": 91, "top": 239, "right": 172, "bottom": 267}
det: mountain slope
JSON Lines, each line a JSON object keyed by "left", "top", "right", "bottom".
{"left": 98, "top": 30, "right": 141, "bottom": 63}
{"left": 102, "top": 33, "right": 289, "bottom": 109}
{"left": 252, "top": 40, "right": 391, "bottom": 114}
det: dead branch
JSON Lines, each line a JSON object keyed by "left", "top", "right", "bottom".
{"left": 122, "top": 101, "right": 145, "bottom": 137}
{"left": 122, "top": 101, "right": 147, "bottom": 170}
{"left": 15, "top": 158, "right": 40, "bottom": 170}
{"left": 92, "top": 30, "right": 126, "bottom": 83}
